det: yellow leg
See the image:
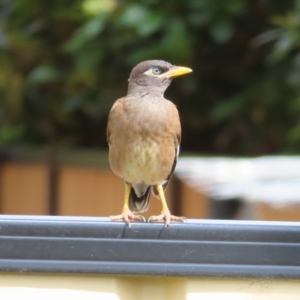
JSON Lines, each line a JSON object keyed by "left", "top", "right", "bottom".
{"left": 122, "top": 182, "right": 131, "bottom": 211}
{"left": 110, "top": 182, "right": 146, "bottom": 227}
{"left": 156, "top": 184, "right": 169, "bottom": 212}
{"left": 148, "top": 184, "right": 186, "bottom": 226}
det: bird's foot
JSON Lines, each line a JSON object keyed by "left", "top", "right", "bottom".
{"left": 110, "top": 208, "right": 146, "bottom": 227}
{"left": 148, "top": 209, "right": 186, "bottom": 227}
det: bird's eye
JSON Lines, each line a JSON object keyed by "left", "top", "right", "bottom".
{"left": 152, "top": 67, "right": 162, "bottom": 75}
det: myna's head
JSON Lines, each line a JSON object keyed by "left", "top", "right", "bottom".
{"left": 128, "top": 60, "right": 192, "bottom": 95}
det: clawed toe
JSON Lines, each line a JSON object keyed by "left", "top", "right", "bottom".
{"left": 110, "top": 212, "right": 146, "bottom": 227}
{"left": 148, "top": 212, "right": 186, "bottom": 226}
{"left": 136, "top": 215, "right": 147, "bottom": 223}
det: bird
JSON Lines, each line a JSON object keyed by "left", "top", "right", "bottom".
{"left": 107, "top": 60, "right": 192, "bottom": 226}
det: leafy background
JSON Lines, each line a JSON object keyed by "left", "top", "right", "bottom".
{"left": 1, "top": 0, "right": 299, "bottom": 156}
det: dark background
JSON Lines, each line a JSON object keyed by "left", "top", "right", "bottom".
{"left": 1, "top": 0, "right": 299, "bottom": 155}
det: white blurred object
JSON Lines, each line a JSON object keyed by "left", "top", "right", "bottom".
{"left": 175, "top": 156, "right": 300, "bottom": 207}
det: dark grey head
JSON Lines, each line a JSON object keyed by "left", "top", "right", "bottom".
{"left": 127, "top": 60, "right": 192, "bottom": 95}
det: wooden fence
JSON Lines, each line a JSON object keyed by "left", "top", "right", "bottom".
{"left": 0, "top": 161, "right": 208, "bottom": 219}
{"left": 1, "top": 148, "right": 299, "bottom": 221}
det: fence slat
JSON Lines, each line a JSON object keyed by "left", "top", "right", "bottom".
{"left": 1, "top": 163, "right": 49, "bottom": 215}
{"left": 57, "top": 166, "right": 178, "bottom": 218}
{"left": 180, "top": 182, "right": 208, "bottom": 219}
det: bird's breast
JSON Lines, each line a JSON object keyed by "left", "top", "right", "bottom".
{"left": 109, "top": 97, "right": 179, "bottom": 185}
{"left": 123, "top": 137, "right": 165, "bottom": 184}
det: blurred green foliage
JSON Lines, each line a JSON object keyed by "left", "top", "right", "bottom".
{"left": 0, "top": 0, "right": 299, "bottom": 154}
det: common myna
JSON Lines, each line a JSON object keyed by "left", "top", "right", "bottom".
{"left": 107, "top": 60, "right": 192, "bottom": 226}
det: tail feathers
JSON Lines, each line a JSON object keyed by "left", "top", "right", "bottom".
{"left": 129, "top": 185, "right": 151, "bottom": 213}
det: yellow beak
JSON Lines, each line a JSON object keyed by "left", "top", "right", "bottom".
{"left": 165, "top": 66, "right": 193, "bottom": 78}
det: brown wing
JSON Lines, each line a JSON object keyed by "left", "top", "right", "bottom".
{"left": 107, "top": 97, "right": 126, "bottom": 147}
{"left": 152, "top": 102, "right": 181, "bottom": 197}
{"left": 165, "top": 102, "right": 181, "bottom": 182}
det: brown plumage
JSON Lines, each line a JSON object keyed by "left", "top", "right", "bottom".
{"left": 107, "top": 60, "right": 192, "bottom": 226}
